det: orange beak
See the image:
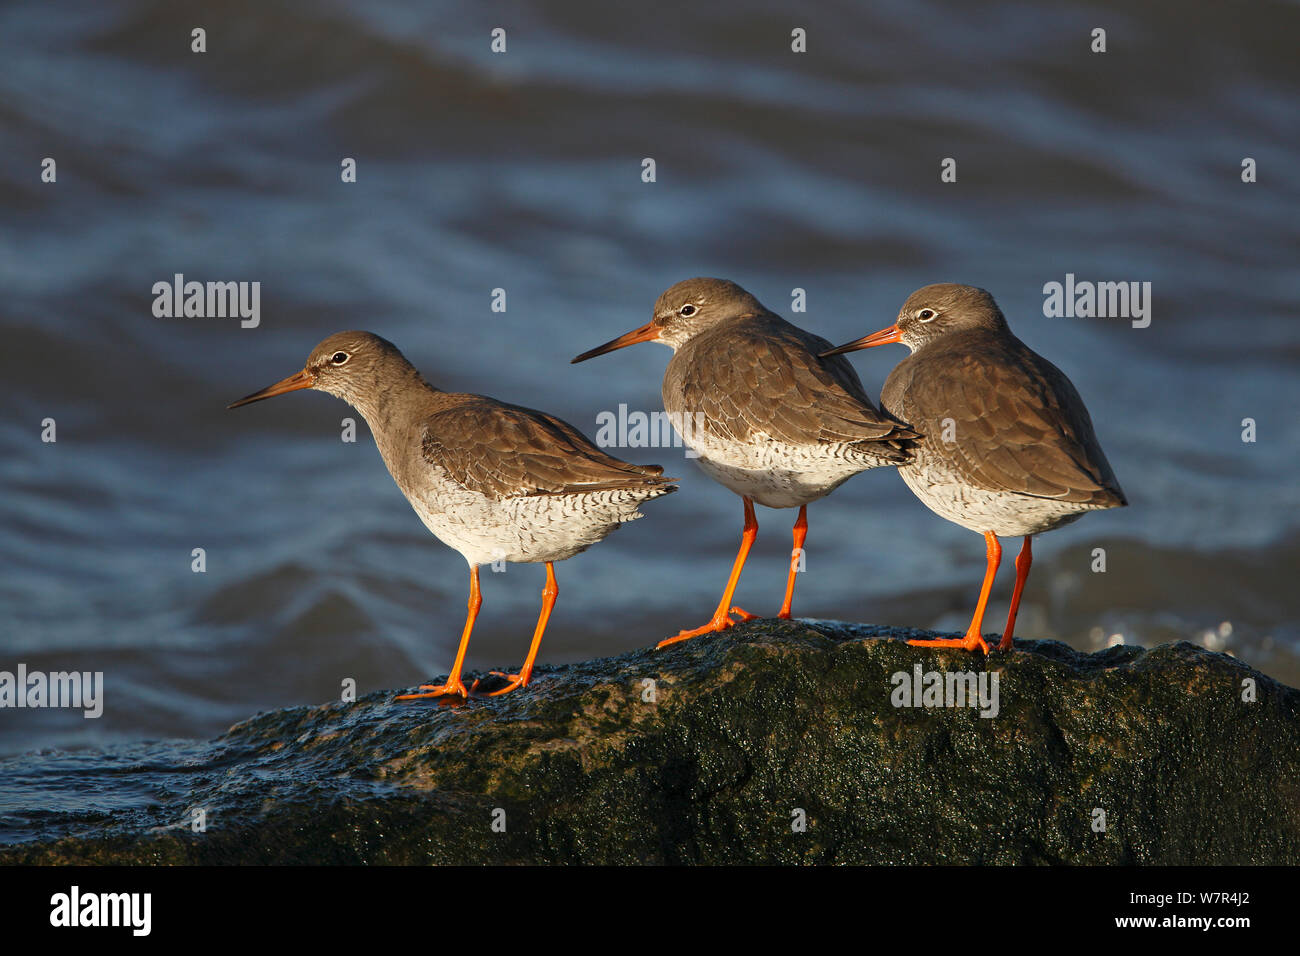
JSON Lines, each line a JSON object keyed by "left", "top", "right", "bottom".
{"left": 820, "top": 324, "right": 903, "bottom": 357}
{"left": 571, "top": 320, "right": 662, "bottom": 364}
{"left": 227, "top": 368, "right": 315, "bottom": 409}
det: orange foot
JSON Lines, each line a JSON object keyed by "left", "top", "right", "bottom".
{"left": 469, "top": 671, "right": 532, "bottom": 697}
{"left": 395, "top": 679, "right": 468, "bottom": 701}
{"left": 997, "top": 635, "right": 1015, "bottom": 652}
{"left": 730, "top": 606, "right": 760, "bottom": 622}
{"left": 657, "top": 610, "right": 752, "bottom": 649}
{"left": 907, "top": 631, "right": 991, "bottom": 654}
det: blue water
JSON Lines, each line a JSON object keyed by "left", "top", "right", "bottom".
{"left": 1, "top": 0, "right": 1298, "bottom": 767}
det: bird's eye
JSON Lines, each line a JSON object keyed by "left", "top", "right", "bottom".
{"left": 679, "top": 304, "right": 697, "bottom": 317}
{"left": 331, "top": 351, "right": 349, "bottom": 365}
{"left": 916, "top": 309, "right": 937, "bottom": 322}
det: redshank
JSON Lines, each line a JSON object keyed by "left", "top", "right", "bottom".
{"left": 572, "top": 278, "right": 915, "bottom": 647}
{"left": 822, "top": 284, "right": 1127, "bottom": 653}
{"left": 229, "top": 331, "right": 675, "bottom": 697}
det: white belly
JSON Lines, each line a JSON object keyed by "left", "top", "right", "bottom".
{"left": 688, "top": 431, "right": 875, "bottom": 509}
{"left": 402, "top": 466, "right": 661, "bottom": 567}
{"left": 898, "top": 459, "right": 1097, "bottom": 538}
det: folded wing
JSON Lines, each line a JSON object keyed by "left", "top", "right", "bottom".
{"left": 422, "top": 396, "right": 676, "bottom": 501}
{"left": 667, "top": 315, "right": 917, "bottom": 460}
{"left": 885, "top": 345, "right": 1125, "bottom": 505}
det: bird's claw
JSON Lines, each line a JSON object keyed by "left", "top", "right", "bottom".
{"left": 907, "top": 631, "right": 991, "bottom": 654}
{"left": 395, "top": 679, "right": 468, "bottom": 701}
{"left": 657, "top": 610, "right": 751, "bottom": 648}
{"left": 470, "top": 671, "right": 531, "bottom": 697}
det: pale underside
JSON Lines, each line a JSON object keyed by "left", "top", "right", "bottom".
{"left": 398, "top": 461, "right": 670, "bottom": 566}
{"left": 686, "top": 428, "right": 889, "bottom": 509}
{"left": 898, "top": 454, "right": 1110, "bottom": 537}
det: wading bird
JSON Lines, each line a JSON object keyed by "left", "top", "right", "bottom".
{"left": 574, "top": 278, "right": 914, "bottom": 647}
{"left": 823, "top": 284, "right": 1126, "bottom": 653}
{"left": 230, "top": 332, "right": 675, "bottom": 696}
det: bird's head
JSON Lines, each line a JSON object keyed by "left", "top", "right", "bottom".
{"left": 228, "top": 331, "right": 412, "bottom": 411}
{"left": 571, "top": 277, "right": 764, "bottom": 362}
{"left": 822, "top": 284, "right": 1008, "bottom": 356}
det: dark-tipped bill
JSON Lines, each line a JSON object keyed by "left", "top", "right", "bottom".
{"left": 571, "top": 321, "right": 660, "bottom": 364}
{"left": 820, "top": 324, "right": 903, "bottom": 357}
{"left": 227, "top": 368, "right": 315, "bottom": 409}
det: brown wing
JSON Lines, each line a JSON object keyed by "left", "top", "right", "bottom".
{"left": 421, "top": 396, "right": 676, "bottom": 501}
{"left": 883, "top": 335, "right": 1126, "bottom": 505}
{"left": 665, "top": 313, "right": 916, "bottom": 459}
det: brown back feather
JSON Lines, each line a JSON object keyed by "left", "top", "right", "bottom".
{"left": 421, "top": 395, "right": 676, "bottom": 500}
{"left": 664, "top": 313, "right": 916, "bottom": 461}
{"left": 882, "top": 331, "right": 1126, "bottom": 505}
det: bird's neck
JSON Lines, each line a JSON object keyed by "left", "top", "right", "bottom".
{"left": 345, "top": 365, "right": 439, "bottom": 433}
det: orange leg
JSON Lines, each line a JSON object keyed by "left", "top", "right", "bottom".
{"left": 776, "top": 505, "right": 808, "bottom": 620}
{"left": 396, "top": 565, "right": 480, "bottom": 700}
{"left": 909, "top": 531, "right": 1000, "bottom": 654}
{"left": 472, "top": 562, "right": 558, "bottom": 697}
{"left": 999, "top": 536, "right": 1032, "bottom": 652}
{"left": 658, "top": 496, "right": 758, "bottom": 648}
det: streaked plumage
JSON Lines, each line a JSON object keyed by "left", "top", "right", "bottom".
{"left": 229, "top": 331, "right": 674, "bottom": 697}
{"left": 573, "top": 278, "right": 913, "bottom": 644}
{"left": 823, "top": 283, "right": 1126, "bottom": 653}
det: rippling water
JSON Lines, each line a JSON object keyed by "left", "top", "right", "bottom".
{"left": 2, "top": 0, "right": 1298, "bottom": 768}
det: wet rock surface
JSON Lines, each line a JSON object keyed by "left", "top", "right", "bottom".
{"left": 3, "top": 620, "right": 1297, "bottom": 864}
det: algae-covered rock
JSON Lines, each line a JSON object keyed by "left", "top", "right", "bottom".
{"left": 2, "top": 620, "right": 1296, "bottom": 864}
